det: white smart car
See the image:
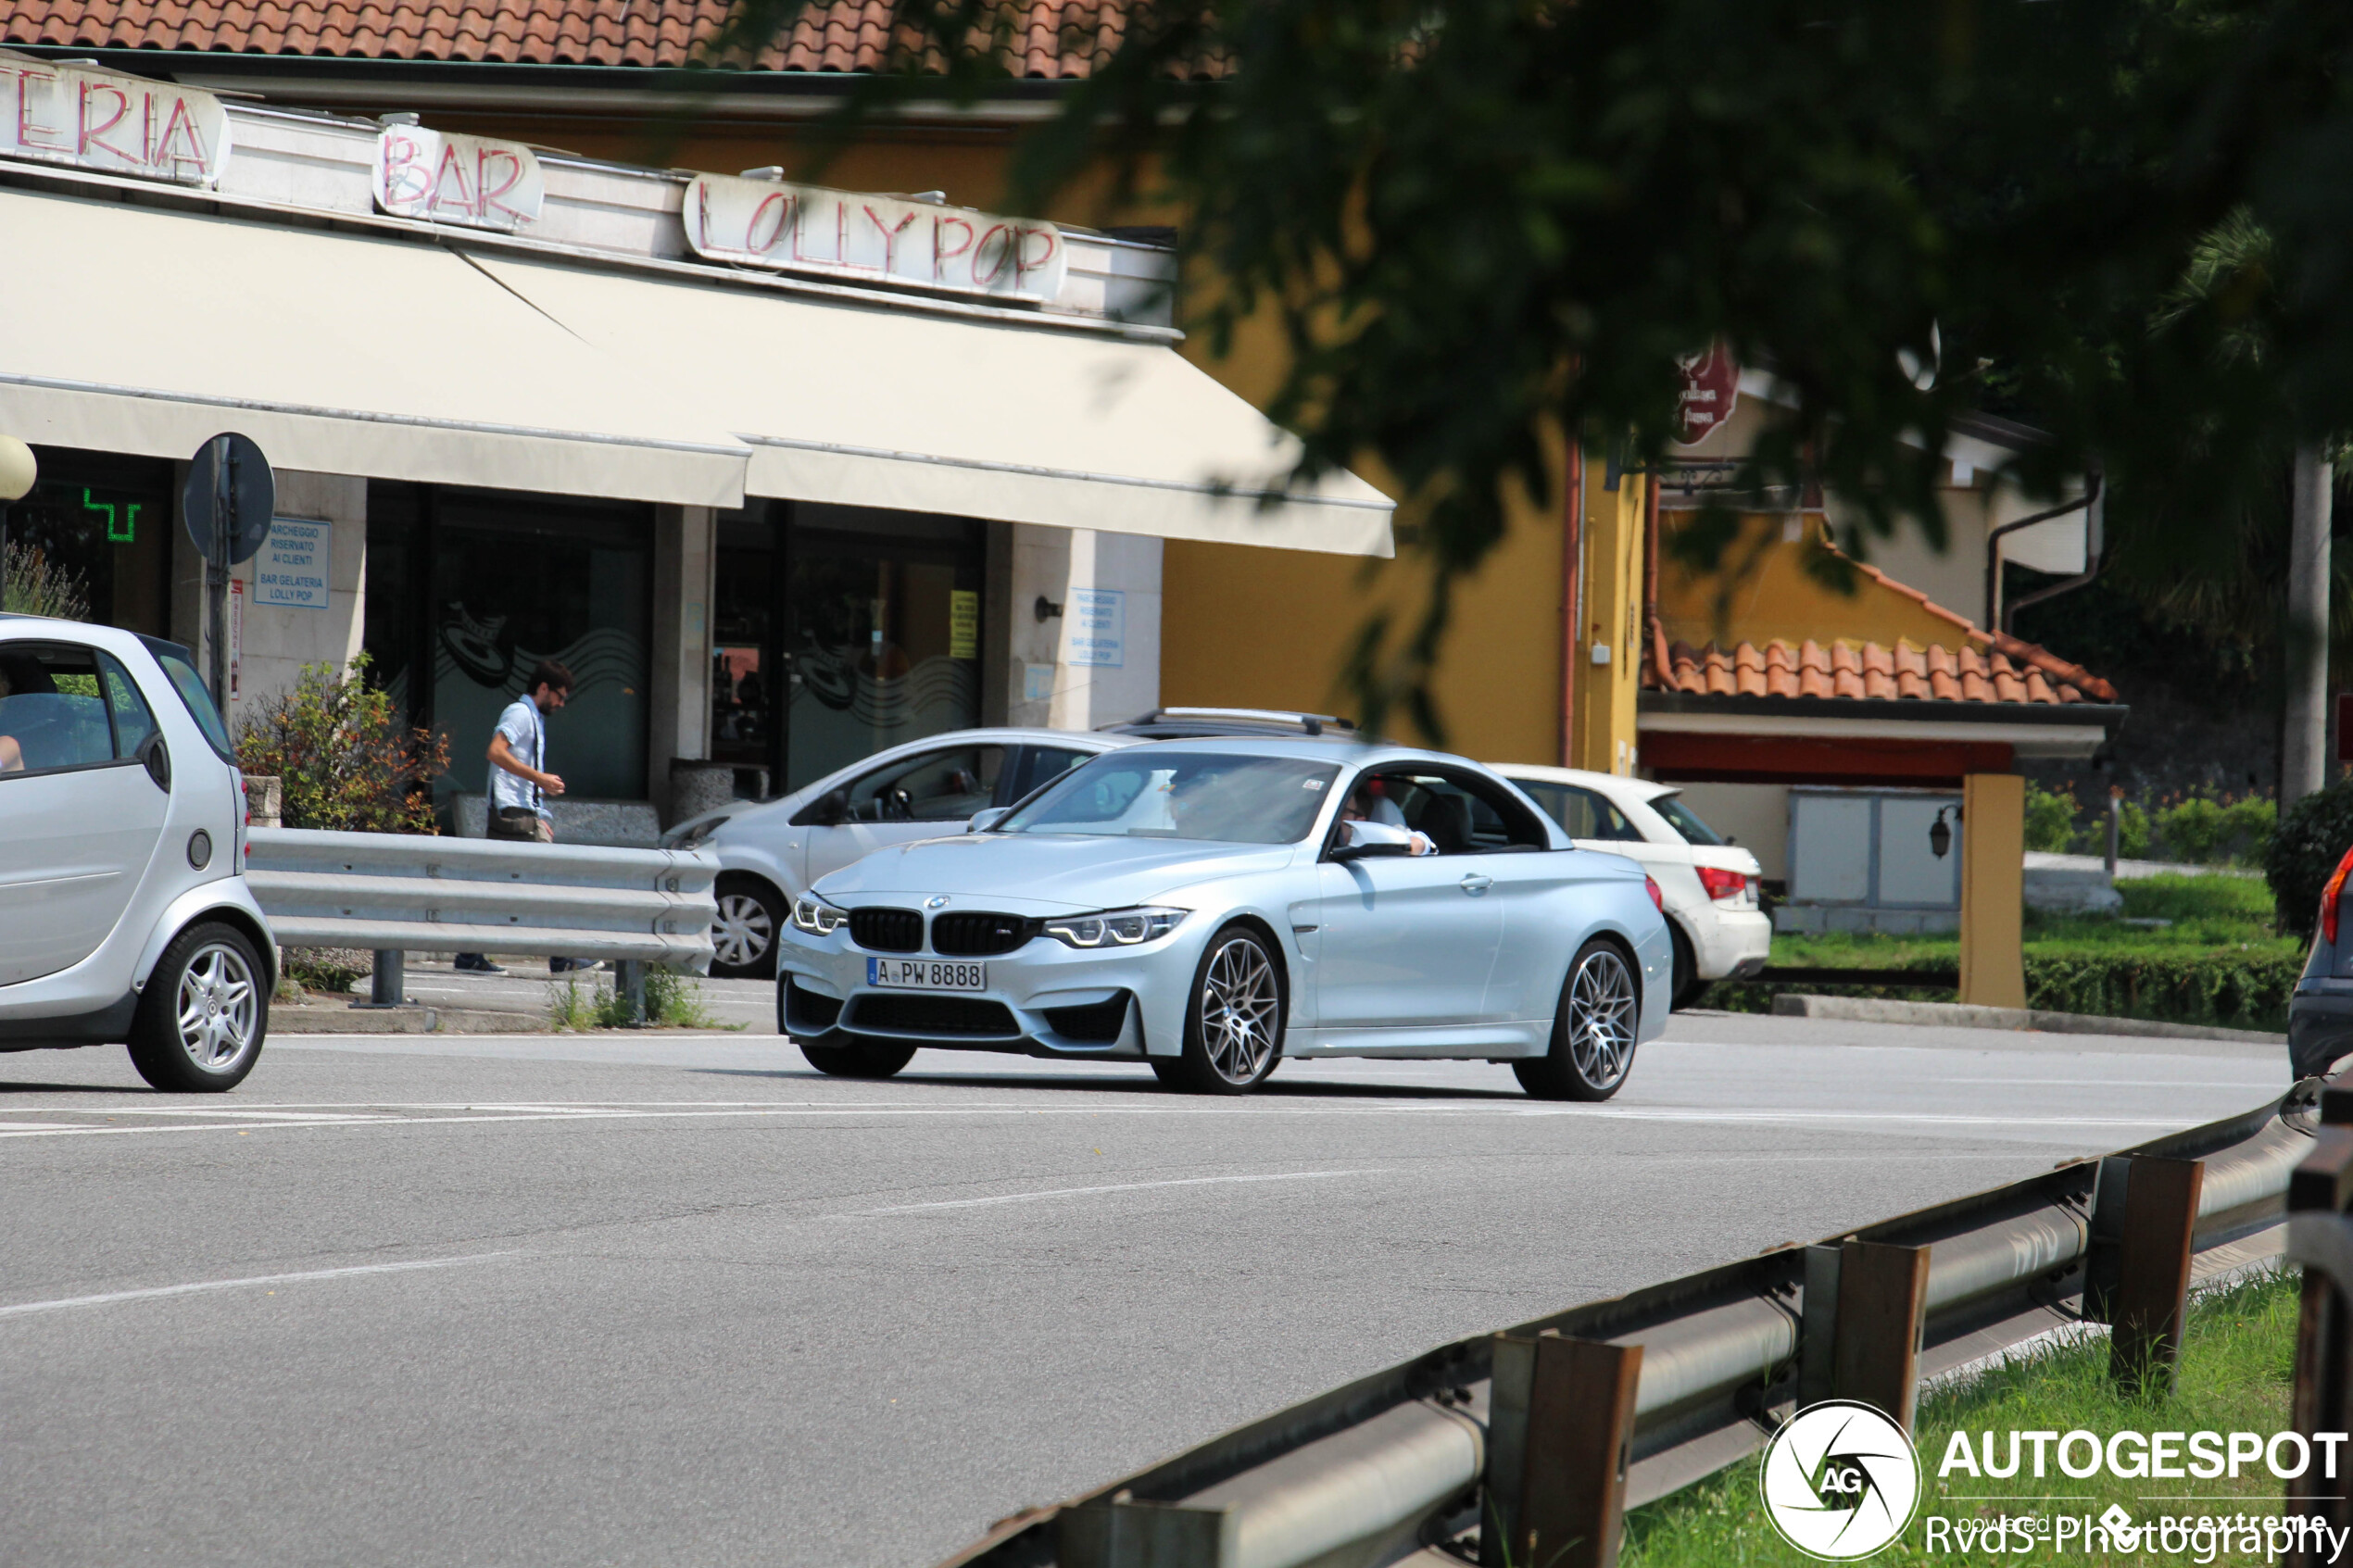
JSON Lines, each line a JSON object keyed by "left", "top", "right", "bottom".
{"left": 0, "top": 618, "right": 275, "bottom": 1090}
{"left": 1495, "top": 764, "right": 1770, "bottom": 1008}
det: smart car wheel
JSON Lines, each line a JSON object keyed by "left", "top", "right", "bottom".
{"left": 126, "top": 922, "right": 268, "bottom": 1093}
{"left": 1164, "top": 924, "right": 1285, "bottom": 1095}
{"left": 1515, "top": 939, "right": 1638, "bottom": 1102}
{"left": 711, "top": 875, "right": 785, "bottom": 980}
{"left": 799, "top": 1034, "right": 917, "bottom": 1079}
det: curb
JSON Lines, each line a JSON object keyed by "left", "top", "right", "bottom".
{"left": 1768, "top": 992, "right": 2285, "bottom": 1047}
{"left": 270, "top": 1003, "right": 550, "bottom": 1035}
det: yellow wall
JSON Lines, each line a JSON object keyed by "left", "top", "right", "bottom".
{"left": 1569, "top": 470, "right": 1647, "bottom": 774}
{"left": 1959, "top": 773, "right": 2026, "bottom": 1008}
{"left": 1655, "top": 514, "right": 1971, "bottom": 653}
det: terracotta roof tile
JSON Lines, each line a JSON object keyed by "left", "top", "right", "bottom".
{"left": 0, "top": 0, "right": 1218, "bottom": 74}
{"left": 1650, "top": 625, "right": 2117, "bottom": 709}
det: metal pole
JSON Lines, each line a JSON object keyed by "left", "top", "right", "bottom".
{"left": 2107, "top": 785, "right": 2121, "bottom": 876}
{"left": 2285, "top": 443, "right": 2334, "bottom": 802}
{"left": 617, "top": 960, "right": 647, "bottom": 1026}
{"left": 208, "top": 437, "right": 232, "bottom": 707}
{"left": 370, "top": 949, "right": 405, "bottom": 1008}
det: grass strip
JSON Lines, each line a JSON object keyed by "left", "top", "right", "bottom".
{"left": 1621, "top": 1268, "right": 2300, "bottom": 1566}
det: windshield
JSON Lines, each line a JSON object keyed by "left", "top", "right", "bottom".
{"left": 140, "top": 637, "right": 235, "bottom": 762}
{"left": 1649, "top": 793, "right": 1725, "bottom": 847}
{"left": 997, "top": 752, "right": 1341, "bottom": 845}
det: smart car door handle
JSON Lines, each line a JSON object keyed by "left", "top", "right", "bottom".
{"left": 1459, "top": 874, "right": 1492, "bottom": 895}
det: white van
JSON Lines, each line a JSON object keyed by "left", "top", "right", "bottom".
{"left": 0, "top": 617, "right": 275, "bottom": 1090}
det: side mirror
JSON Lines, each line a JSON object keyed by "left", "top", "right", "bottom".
{"left": 968, "top": 806, "right": 1011, "bottom": 834}
{"left": 138, "top": 733, "right": 170, "bottom": 792}
{"left": 817, "top": 788, "right": 849, "bottom": 826}
{"left": 1330, "top": 819, "right": 1414, "bottom": 862}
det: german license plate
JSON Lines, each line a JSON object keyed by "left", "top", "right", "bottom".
{"left": 867, "top": 957, "right": 987, "bottom": 992}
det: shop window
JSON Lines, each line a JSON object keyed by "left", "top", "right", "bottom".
{"left": 6, "top": 450, "right": 173, "bottom": 636}
{"left": 710, "top": 506, "right": 779, "bottom": 770}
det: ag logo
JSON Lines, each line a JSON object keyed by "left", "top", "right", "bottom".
{"left": 1758, "top": 1400, "right": 1920, "bottom": 1560}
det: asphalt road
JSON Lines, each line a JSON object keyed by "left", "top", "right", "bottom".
{"left": 0, "top": 1001, "right": 2289, "bottom": 1567}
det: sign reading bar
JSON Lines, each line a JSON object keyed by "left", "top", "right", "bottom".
{"left": 683, "top": 173, "right": 1066, "bottom": 305}
{"left": 253, "top": 518, "right": 331, "bottom": 609}
{"left": 374, "top": 127, "right": 544, "bottom": 230}
{"left": 0, "top": 51, "right": 230, "bottom": 187}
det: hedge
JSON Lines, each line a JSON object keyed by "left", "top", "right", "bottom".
{"left": 1701, "top": 947, "right": 2303, "bottom": 1033}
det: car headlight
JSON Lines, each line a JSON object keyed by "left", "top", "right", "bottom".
{"left": 1043, "top": 906, "right": 1187, "bottom": 948}
{"left": 791, "top": 895, "right": 847, "bottom": 935}
{"left": 665, "top": 815, "right": 728, "bottom": 849}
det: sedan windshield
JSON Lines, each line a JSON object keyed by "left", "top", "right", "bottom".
{"left": 997, "top": 752, "right": 1341, "bottom": 844}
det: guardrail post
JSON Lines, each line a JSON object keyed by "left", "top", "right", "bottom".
{"left": 616, "top": 960, "right": 647, "bottom": 1026}
{"left": 2108, "top": 1155, "right": 2203, "bottom": 1398}
{"left": 2285, "top": 1126, "right": 2353, "bottom": 1563}
{"left": 1058, "top": 1495, "right": 1233, "bottom": 1568}
{"left": 366, "top": 949, "right": 405, "bottom": 1009}
{"left": 1799, "top": 1245, "right": 1842, "bottom": 1407}
{"left": 1484, "top": 1331, "right": 1642, "bottom": 1568}
{"left": 1831, "top": 1241, "right": 1930, "bottom": 1431}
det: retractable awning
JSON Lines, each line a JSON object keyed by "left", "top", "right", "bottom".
{"left": 0, "top": 186, "right": 747, "bottom": 507}
{"left": 471, "top": 251, "right": 1396, "bottom": 558}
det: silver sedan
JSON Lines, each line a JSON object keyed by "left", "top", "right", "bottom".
{"left": 774, "top": 738, "right": 1673, "bottom": 1098}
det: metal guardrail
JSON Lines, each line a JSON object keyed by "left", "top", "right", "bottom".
{"left": 245, "top": 829, "right": 720, "bottom": 985}
{"left": 942, "top": 1085, "right": 2314, "bottom": 1568}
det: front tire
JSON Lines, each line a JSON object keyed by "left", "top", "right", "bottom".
{"left": 711, "top": 875, "right": 786, "bottom": 980}
{"left": 1161, "top": 923, "right": 1285, "bottom": 1095}
{"left": 1515, "top": 938, "right": 1640, "bottom": 1102}
{"left": 799, "top": 1035, "right": 916, "bottom": 1079}
{"left": 126, "top": 922, "right": 268, "bottom": 1093}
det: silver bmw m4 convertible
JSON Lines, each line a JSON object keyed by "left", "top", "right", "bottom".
{"left": 774, "top": 737, "right": 1673, "bottom": 1098}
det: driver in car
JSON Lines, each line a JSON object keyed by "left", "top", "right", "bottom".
{"left": 1339, "top": 777, "right": 1434, "bottom": 855}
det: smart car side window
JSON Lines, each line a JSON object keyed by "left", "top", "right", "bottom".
{"left": 98, "top": 653, "right": 159, "bottom": 759}
{"left": 0, "top": 643, "right": 125, "bottom": 779}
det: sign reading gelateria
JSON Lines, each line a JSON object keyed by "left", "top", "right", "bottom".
{"left": 374, "top": 127, "right": 544, "bottom": 230}
{"left": 683, "top": 174, "right": 1066, "bottom": 304}
{"left": 0, "top": 51, "right": 230, "bottom": 187}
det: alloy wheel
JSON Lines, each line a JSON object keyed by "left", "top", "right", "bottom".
{"left": 176, "top": 941, "right": 259, "bottom": 1074}
{"left": 1566, "top": 947, "right": 1637, "bottom": 1090}
{"left": 1198, "top": 936, "right": 1280, "bottom": 1085}
{"left": 712, "top": 892, "right": 775, "bottom": 968}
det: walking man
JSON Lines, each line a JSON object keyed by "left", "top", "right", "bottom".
{"left": 455, "top": 659, "right": 580, "bottom": 975}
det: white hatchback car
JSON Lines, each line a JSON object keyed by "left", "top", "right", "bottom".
{"left": 0, "top": 618, "right": 275, "bottom": 1090}
{"left": 1495, "top": 764, "right": 1770, "bottom": 1008}
{"left": 661, "top": 728, "right": 1139, "bottom": 977}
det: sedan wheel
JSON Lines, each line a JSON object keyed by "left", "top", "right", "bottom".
{"left": 127, "top": 922, "right": 268, "bottom": 1093}
{"left": 710, "top": 877, "right": 783, "bottom": 979}
{"left": 1515, "top": 939, "right": 1640, "bottom": 1101}
{"left": 1163, "top": 925, "right": 1285, "bottom": 1094}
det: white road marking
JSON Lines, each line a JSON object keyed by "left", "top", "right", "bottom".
{"left": 0, "top": 1252, "right": 515, "bottom": 1319}
{"left": 861, "top": 1169, "right": 1376, "bottom": 1214}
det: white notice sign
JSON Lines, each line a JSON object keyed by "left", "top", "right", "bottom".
{"left": 374, "top": 126, "right": 544, "bottom": 231}
{"left": 1068, "top": 589, "right": 1125, "bottom": 669}
{"left": 683, "top": 173, "right": 1066, "bottom": 305}
{"left": 0, "top": 50, "right": 231, "bottom": 187}
{"left": 254, "top": 518, "right": 331, "bottom": 610}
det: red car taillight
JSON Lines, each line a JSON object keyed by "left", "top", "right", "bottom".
{"left": 1696, "top": 865, "right": 1748, "bottom": 903}
{"left": 2323, "top": 848, "right": 2353, "bottom": 945}
{"left": 1644, "top": 874, "right": 1665, "bottom": 912}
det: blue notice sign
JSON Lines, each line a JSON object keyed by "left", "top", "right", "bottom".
{"left": 1068, "top": 588, "right": 1125, "bottom": 668}
{"left": 253, "top": 518, "right": 331, "bottom": 609}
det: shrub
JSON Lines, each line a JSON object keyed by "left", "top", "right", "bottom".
{"left": 2118, "top": 798, "right": 2151, "bottom": 859}
{"left": 282, "top": 948, "right": 370, "bottom": 996}
{"left": 2269, "top": 776, "right": 2353, "bottom": 937}
{"left": 2219, "top": 795, "right": 2278, "bottom": 863}
{"left": 2154, "top": 795, "right": 2226, "bottom": 862}
{"left": 235, "top": 654, "right": 448, "bottom": 834}
{"left": 2023, "top": 783, "right": 2080, "bottom": 853}
{"left": 2024, "top": 948, "right": 2300, "bottom": 1031}
{"left": 1, "top": 539, "right": 90, "bottom": 621}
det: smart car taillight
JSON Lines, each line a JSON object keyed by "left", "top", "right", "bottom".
{"left": 2323, "top": 848, "right": 2353, "bottom": 945}
{"left": 1696, "top": 865, "right": 1748, "bottom": 903}
{"left": 1644, "top": 874, "right": 1665, "bottom": 912}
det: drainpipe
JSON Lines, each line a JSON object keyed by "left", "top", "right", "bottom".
{"left": 1983, "top": 471, "right": 2102, "bottom": 632}
{"left": 1561, "top": 442, "right": 1584, "bottom": 768}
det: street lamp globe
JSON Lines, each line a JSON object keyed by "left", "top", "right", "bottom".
{"left": 0, "top": 438, "right": 35, "bottom": 502}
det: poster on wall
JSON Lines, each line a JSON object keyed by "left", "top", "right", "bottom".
{"left": 253, "top": 518, "right": 331, "bottom": 609}
{"left": 1067, "top": 589, "right": 1125, "bottom": 669}
{"left": 949, "top": 591, "right": 979, "bottom": 660}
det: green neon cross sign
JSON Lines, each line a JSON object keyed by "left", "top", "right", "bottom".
{"left": 80, "top": 489, "right": 139, "bottom": 543}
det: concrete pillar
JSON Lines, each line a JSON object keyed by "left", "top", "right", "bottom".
{"left": 647, "top": 504, "right": 715, "bottom": 820}
{"left": 186, "top": 470, "right": 367, "bottom": 729}
{"left": 1568, "top": 464, "right": 1647, "bottom": 775}
{"left": 1959, "top": 771, "right": 2026, "bottom": 1008}
{"left": 1007, "top": 524, "right": 1162, "bottom": 731}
